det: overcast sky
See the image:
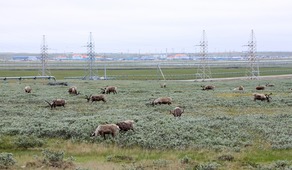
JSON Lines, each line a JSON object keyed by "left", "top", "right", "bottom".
{"left": 0, "top": 0, "right": 291, "bottom": 53}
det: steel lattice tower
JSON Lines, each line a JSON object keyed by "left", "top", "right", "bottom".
{"left": 196, "top": 30, "right": 212, "bottom": 81}
{"left": 39, "top": 35, "right": 50, "bottom": 76}
{"left": 245, "top": 30, "right": 259, "bottom": 80}
{"left": 83, "top": 32, "right": 98, "bottom": 80}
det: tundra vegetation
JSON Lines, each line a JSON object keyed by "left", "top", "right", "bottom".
{"left": 0, "top": 79, "right": 292, "bottom": 169}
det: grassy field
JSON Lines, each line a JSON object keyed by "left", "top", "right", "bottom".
{"left": 1, "top": 66, "right": 292, "bottom": 80}
{"left": 0, "top": 78, "right": 292, "bottom": 169}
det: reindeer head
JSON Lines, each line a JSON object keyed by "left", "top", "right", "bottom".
{"left": 85, "top": 94, "right": 92, "bottom": 102}
{"left": 90, "top": 132, "right": 96, "bottom": 137}
{"left": 100, "top": 88, "right": 106, "bottom": 94}
{"left": 45, "top": 100, "right": 53, "bottom": 109}
{"left": 265, "top": 93, "right": 272, "bottom": 102}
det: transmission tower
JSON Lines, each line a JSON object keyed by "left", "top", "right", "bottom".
{"left": 83, "top": 32, "right": 98, "bottom": 80}
{"left": 39, "top": 35, "right": 50, "bottom": 76}
{"left": 245, "top": 30, "right": 259, "bottom": 80}
{"left": 196, "top": 30, "right": 212, "bottom": 81}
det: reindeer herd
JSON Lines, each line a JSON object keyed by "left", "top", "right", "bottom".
{"left": 22, "top": 81, "right": 280, "bottom": 139}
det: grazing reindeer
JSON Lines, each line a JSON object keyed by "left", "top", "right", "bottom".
{"left": 91, "top": 124, "right": 120, "bottom": 140}
{"left": 68, "top": 86, "right": 80, "bottom": 95}
{"left": 160, "top": 83, "right": 166, "bottom": 88}
{"left": 201, "top": 85, "right": 215, "bottom": 90}
{"left": 116, "top": 120, "right": 135, "bottom": 132}
{"left": 170, "top": 107, "right": 184, "bottom": 117}
{"left": 233, "top": 85, "right": 244, "bottom": 91}
{"left": 253, "top": 93, "right": 272, "bottom": 102}
{"left": 256, "top": 86, "right": 265, "bottom": 90}
{"left": 265, "top": 83, "right": 275, "bottom": 87}
{"left": 151, "top": 97, "right": 172, "bottom": 106}
{"left": 45, "top": 99, "right": 66, "bottom": 109}
{"left": 101, "top": 86, "right": 117, "bottom": 94}
{"left": 24, "top": 86, "right": 32, "bottom": 93}
{"left": 85, "top": 94, "right": 106, "bottom": 103}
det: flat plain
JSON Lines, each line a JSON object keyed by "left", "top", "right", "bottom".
{"left": 0, "top": 77, "right": 292, "bottom": 169}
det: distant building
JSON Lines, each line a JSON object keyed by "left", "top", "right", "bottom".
{"left": 167, "top": 54, "right": 190, "bottom": 60}
{"left": 12, "top": 56, "right": 38, "bottom": 61}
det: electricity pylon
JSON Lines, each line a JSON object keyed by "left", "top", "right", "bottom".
{"left": 83, "top": 32, "right": 98, "bottom": 80}
{"left": 39, "top": 35, "right": 51, "bottom": 76}
{"left": 245, "top": 30, "right": 260, "bottom": 80}
{"left": 196, "top": 30, "right": 212, "bottom": 81}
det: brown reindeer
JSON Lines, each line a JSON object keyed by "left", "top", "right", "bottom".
{"left": 116, "top": 120, "right": 135, "bottom": 132}
{"left": 253, "top": 93, "right": 272, "bottom": 102}
{"left": 201, "top": 85, "right": 215, "bottom": 90}
{"left": 170, "top": 107, "right": 184, "bottom": 117}
{"left": 101, "top": 86, "right": 117, "bottom": 94}
{"left": 152, "top": 97, "right": 172, "bottom": 106}
{"left": 85, "top": 94, "right": 106, "bottom": 103}
{"left": 265, "top": 83, "right": 275, "bottom": 87}
{"left": 91, "top": 124, "right": 120, "bottom": 140}
{"left": 68, "top": 86, "right": 80, "bottom": 95}
{"left": 45, "top": 99, "right": 66, "bottom": 109}
{"left": 256, "top": 85, "right": 265, "bottom": 90}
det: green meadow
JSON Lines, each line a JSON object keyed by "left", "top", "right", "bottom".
{"left": 1, "top": 66, "right": 292, "bottom": 80}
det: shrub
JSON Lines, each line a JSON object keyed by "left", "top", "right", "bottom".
{"left": 181, "top": 155, "right": 191, "bottom": 164}
{"left": 14, "top": 135, "right": 44, "bottom": 149}
{"left": 0, "top": 135, "right": 14, "bottom": 149}
{"left": 218, "top": 154, "right": 234, "bottom": 161}
{"left": 194, "top": 162, "right": 221, "bottom": 170}
{"left": 42, "top": 149, "right": 64, "bottom": 164}
{"left": 25, "top": 149, "right": 75, "bottom": 169}
{"left": 0, "top": 152, "right": 16, "bottom": 169}
{"left": 273, "top": 160, "right": 290, "bottom": 169}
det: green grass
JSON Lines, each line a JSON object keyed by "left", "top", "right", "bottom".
{"left": 1, "top": 66, "right": 292, "bottom": 80}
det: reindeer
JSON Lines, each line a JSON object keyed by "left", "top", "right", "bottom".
{"left": 233, "top": 85, "right": 244, "bottom": 91}
{"left": 170, "top": 107, "right": 184, "bottom": 117}
{"left": 152, "top": 97, "right": 172, "bottom": 106}
{"left": 91, "top": 124, "right": 120, "bottom": 140}
{"left": 253, "top": 93, "right": 272, "bottom": 102}
{"left": 24, "top": 86, "right": 32, "bottom": 93}
{"left": 265, "top": 83, "right": 275, "bottom": 87}
{"left": 68, "top": 86, "right": 80, "bottom": 95}
{"left": 116, "top": 120, "right": 135, "bottom": 132}
{"left": 201, "top": 85, "right": 215, "bottom": 90}
{"left": 85, "top": 94, "right": 106, "bottom": 103}
{"left": 256, "top": 86, "right": 265, "bottom": 90}
{"left": 45, "top": 99, "right": 66, "bottom": 109}
{"left": 101, "top": 86, "right": 117, "bottom": 94}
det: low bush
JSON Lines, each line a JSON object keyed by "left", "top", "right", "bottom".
{"left": 14, "top": 135, "right": 44, "bottom": 149}
{"left": 0, "top": 152, "right": 16, "bottom": 169}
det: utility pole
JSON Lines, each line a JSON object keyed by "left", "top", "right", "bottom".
{"left": 245, "top": 30, "right": 259, "bottom": 80}
{"left": 39, "top": 35, "right": 50, "bottom": 76}
{"left": 83, "top": 32, "right": 98, "bottom": 80}
{"left": 196, "top": 30, "right": 212, "bottom": 81}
